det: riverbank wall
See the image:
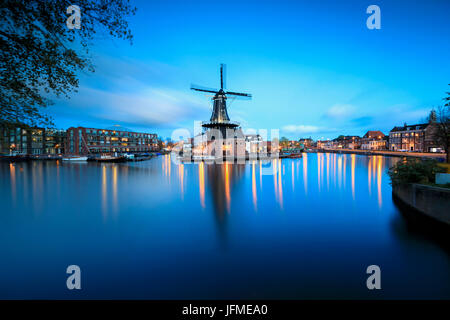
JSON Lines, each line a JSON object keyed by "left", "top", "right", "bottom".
{"left": 392, "top": 183, "right": 450, "bottom": 225}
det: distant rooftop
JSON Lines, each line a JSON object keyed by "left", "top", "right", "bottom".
{"left": 390, "top": 123, "right": 429, "bottom": 132}
{"left": 363, "top": 130, "right": 385, "bottom": 139}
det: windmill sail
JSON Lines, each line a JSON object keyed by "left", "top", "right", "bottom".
{"left": 191, "top": 64, "right": 252, "bottom": 129}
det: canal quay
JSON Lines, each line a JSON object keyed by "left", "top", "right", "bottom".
{"left": 1, "top": 153, "right": 449, "bottom": 299}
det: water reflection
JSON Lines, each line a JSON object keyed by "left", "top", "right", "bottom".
{"left": 303, "top": 153, "right": 308, "bottom": 195}
{"left": 3, "top": 154, "right": 397, "bottom": 217}
{"left": 351, "top": 154, "right": 355, "bottom": 200}
{"left": 252, "top": 161, "right": 257, "bottom": 212}
{"left": 368, "top": 156, "right": 372, "bottom": 195}
{"left": 206, "top": 163, "right": 245, "bottom": 234}
{"left": 277, "top": 158, "right": 283, "bottom": 209}
{"left": 179, "top": 163, "right": 184, "bottom": 200}
{"left": 102, "top": 165, "right": 107, "bottom": 218}
{"left": 377, "top": 156, "right": 383, "bottom": 209}
{"left": 199, "top": 162, "right": 205, "bottom": 209}
{"left": 1, "top": 153, "right": 449, "bottom": 299}
{"left": 9, "top": 163, "right": 16, "bottom": 205}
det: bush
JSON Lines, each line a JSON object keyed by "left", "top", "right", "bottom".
{"left": 388, "top": 158, "right": 446, "bottom": 185}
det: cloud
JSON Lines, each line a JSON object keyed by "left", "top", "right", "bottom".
{"left": 324, "top": 104, "right": 357, "bottom": 119}
{"left": 282, "top": 124, "right": 336, "bottom": 134}
{"left": 50, "top": 55, "right": 211, "bottom": 129}
{"left": 56, "top": 85, "right": 208, "bottom": 128}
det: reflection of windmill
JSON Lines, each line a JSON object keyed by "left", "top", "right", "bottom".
{"left": 191, "top": 64, "right": 252, "bottom": 133}
{"left": 206, "top": 163, "right": 246, "bottom": 243}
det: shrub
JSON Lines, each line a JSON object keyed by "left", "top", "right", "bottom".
{"left": 388, "top": 158, "right": 446, "bottom": 185}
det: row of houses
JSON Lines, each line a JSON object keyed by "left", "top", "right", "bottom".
{"left": 3, "top": 120, "right": 442, "bottom": 157}
{"left": 177, "top": 119, "right": 444, "bottom": 158}
{"left": 0, "top": 125, "right": 159, "bottom": 156}
{"left": 315, "top": 121, "right": 443, "bottom": 153}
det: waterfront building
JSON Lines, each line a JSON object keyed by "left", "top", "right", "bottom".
{"left": 361, "top": 130, "right": 387, "bottom": 150}
{"left": 65, "top": 126, "right": 158, "bottom": 155}
{"left": 281, "top": 139, "right": 305, "bottom": 149}
{"left": 0, "top": 125, "right": 59, "bottom": 155}
{"left": 245, "top": 134, "right": 265, "bottom": 155}
{"left": 332, "top": 135, "right": 361, "bottom": 149}
{"left": 298, "top": 138, "right": 313, "bottom": 148}
{"left": 316, "top": 140, "right": 332, "bottom": 149}
{"left": 44, "top": 129, "right": 66, "bottom": 154}
{"left": 388, "top": 122, "right": 440, "bottom": 152}
{"left": 192, "top": 129, "right": 246, "bottom": 159}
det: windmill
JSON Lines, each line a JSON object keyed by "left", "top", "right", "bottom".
{"left": 191, "top": 64, "right": 252, "bottom": 133}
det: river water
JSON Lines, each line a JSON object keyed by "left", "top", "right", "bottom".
{"left": 0, "top": 153, "right": 449, "bottom": 299}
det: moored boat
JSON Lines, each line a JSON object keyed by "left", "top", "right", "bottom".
{"left": 62, "top": 156, "right": 88, "bottom": 161}
{"left": 288, "top": 153, "right": 302, "bottom": 158}
{"left": 0, "top": 154, "right": 31, "bottom": 162}
{"left": 92, "top": 155, "right": 127, "bottom": 163}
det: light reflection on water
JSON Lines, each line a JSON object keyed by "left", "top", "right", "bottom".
{"left": 0, "top": 153, "right": 449, "bottom": 299}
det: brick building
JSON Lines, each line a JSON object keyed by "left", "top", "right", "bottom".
{"left": 65, "top": 126, "right": 158, "bottom": 155}
{"left": 389, "top": 123, "right": 440, "bottom": 152}
{"left": 332, "top": 135, "right": 361, "bottom": 149}
{"left": 361, "top": 130, "right": 386, "bottom": 150}
{"left": 0, "top": 125, "right": 65, "bottom": 155}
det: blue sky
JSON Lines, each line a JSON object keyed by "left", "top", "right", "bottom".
{"left": 50, "top": 0, "right": 450, "bottom": 140}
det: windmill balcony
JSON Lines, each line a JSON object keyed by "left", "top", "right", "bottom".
{"left": 201, "top": 120, "right": 240, "bottom": 127}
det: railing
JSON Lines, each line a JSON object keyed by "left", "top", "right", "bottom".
{"left": 202, "top": 120, "right": 240, "bottom": 127}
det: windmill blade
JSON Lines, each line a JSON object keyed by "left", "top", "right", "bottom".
{"left": 226, "top": 94, "right": 252, "bottom": 101}
{"left": 226, "top": 91, "right": 252, "bottom": 99}
{"left": 220, "top": 63, "right": 227, "bottom": 90}
{"left": 190, "top": 84, "right": 219, "bottom": 94}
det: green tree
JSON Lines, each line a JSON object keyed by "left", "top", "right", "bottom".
{"left": 280, "top": 136, "right": 289, "bottom": 148}
{"left": 388, "top": 158, "right": 445, "bottom": 185}
{"left": 0, "top": 0, "right": 136, "bottom": 127}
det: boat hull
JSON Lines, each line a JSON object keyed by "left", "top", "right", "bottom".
{"left": 62, "top": 156, "right": 88, "bottom": 161}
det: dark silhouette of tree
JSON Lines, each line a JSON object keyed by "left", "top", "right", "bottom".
{"left": 435, "top": 104, "right": 450, "bottom": 163}
{"left": 427, "top": 109, "right": 437, "bottom": 123}
{"left": 444, "top": 84, "right": 450, "bottom": 107}
{"left": 0, "top": 0, "right": 136, "bottom": 127}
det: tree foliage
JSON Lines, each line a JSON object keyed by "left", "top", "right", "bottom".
{"left": 0, "top": 0, "right": 136, "bottom": 128}
{"left": 280, "top": 136, "right": 289, "bottom": 148}
{"left": 444, "top": 84, "right": 450, "bottom": 107}
{"left": 388, "top": 158, "right": 446, "bottom": 185}
{"left": 433, "top": 85, "right": 450, "bottom": 163}
{"left": 435, "top": 104, "right": 450, "bottom": 163}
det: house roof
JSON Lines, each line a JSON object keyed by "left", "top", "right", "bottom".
{"left": 390, "top": 123, "right": 429, "bottom": 132}
{"left": 333, "top": 135, "right": 360, "bottom": 141}
{"left": 363, "top": 130, "right": 385, "bottom": 139}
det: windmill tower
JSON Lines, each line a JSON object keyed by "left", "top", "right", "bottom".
{"left": 191, "top": 64, "right": 252, "bottom": 159}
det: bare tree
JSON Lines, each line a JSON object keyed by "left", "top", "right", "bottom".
{"left": 435, "top": 103, "right": 450, "bottom": 163}
{"left": 444, "top": 84, "right": 450, "bottom": 107}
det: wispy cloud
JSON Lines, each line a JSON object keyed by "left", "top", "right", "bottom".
{"left": 64, "top": 86, "right": 207, "bottom": 127}
{"left": 324, "top": 104, "right": 357, "bottom": 120}
{"left": 282, "top": 124, "right": 336, "bottom": 135}
{"left": 50, "top": 56, "right": 210, "bottom": 130}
